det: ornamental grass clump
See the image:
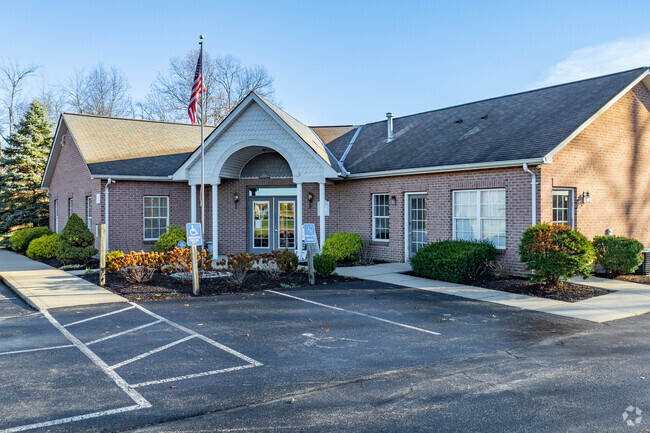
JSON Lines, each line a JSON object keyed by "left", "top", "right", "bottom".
{"left": 410, "top": 240, "right": 497, "bottom": 284}
{"left": 519, "top": 223, "right": 595, "bottom": 285}
{"left": 56, "top": 214, "right": 98, "bottom": 264}
{"left": 593, "top": 235, "right": 644, "bottom": 276}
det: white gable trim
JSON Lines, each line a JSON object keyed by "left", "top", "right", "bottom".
{"left": 173, "top": 93, "right": 340, "bottom": 181}
{"left": 543, "top": 69, "right": 650, "bottom": 161}
{"left": 41, "top": 116, "right": 92, "bottom": 189}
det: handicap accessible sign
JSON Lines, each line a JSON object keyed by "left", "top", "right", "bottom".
{"left": 303, "top": 223, "right": 317, "bottom": 244}
{"left": 186, "top": 223, "right": 202, "bottom": 246}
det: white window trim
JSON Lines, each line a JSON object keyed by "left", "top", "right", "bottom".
{"left": 251, "top": 200, "right": 270, "bottom": 250}
{"left": 143, "top": 196, "right": 169, "bottom": 241}
{"left": 452, "top": 188, "right": 506, "bottom": 250}
{"left": 372, "top": 193, "right": 390, "bottom": 242}
{"left": 404, "top": 192, "right": 428, "bottom": 262}
{"left": 86, "top": 196, "right": 92, "bottom": 230}
{"left": 552, "top": 188, "right": 575, "bottom": 227}
{"left": 68, "top": 197, "right": 73, "bottom": 217}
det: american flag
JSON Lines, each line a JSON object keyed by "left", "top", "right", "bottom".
{"left": 187, "top": 49, "right": 202, "bottom": 125}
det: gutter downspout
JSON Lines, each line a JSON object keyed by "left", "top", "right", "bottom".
{"left": 522, "top": 163, "right": 536, "bottom": 226}
{"left": 104, "top": 178, "right": 114, "bottom": 255}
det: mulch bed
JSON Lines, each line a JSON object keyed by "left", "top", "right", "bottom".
{"left": 611, "top": 274, "right": 650, "bottom": 285}
{"left": 402, "top": 271, "right": 610, "bottom": 303}
{"left": 335, "top": 259, "right": 390, "bottom": 268}
{"left": 79, "top": 270, "right": 356, "bottom": 301}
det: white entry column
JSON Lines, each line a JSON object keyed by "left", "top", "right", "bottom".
{"left": 296, "top": 182, "right": 303, "bottom": 257}
{"left": 190, "top": 184, "right": 197, "bottom": 223}
{"left": 212, "top": 183, "right": 218, "bottom": 256}
{"left": 319, "top": 182, "right": 326, "bottom": 249}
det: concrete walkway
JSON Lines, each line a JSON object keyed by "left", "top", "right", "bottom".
{"left": 0, "top": 249, "right": 126, "bottom": 310}
{"left": 335, "top": 263, "right": 650, "bottom": 323}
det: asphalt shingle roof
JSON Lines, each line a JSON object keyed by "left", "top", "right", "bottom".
{"left": 325, "top": 67, "right": 648, "bottom": 175}
{"left": 87, "top": 152, "right": 193, "bottom": 177}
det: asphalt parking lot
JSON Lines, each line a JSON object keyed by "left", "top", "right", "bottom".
{"left": 0, "top": 280, "right": 647, "bottom": 433}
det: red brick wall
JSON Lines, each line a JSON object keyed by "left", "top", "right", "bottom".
{"left": 329, "top": 168, "right": 536, "bottom": 273}
{"left": 48, "top": 133, "right": 102, "bottom": 249}
{"left": 540, "top": 82, "right": 650, "bottom": 247}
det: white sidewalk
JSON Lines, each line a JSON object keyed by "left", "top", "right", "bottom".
{"left": 335, "top": 263, "right": 650, "bottom": 323}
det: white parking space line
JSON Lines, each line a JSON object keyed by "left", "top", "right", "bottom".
{"left": 110, "top": 335, "right": 195, "bottom": 370}
{"left": 131, "top": 364, "right": 257, "bottom": 388}
{"left": 0, "top": 312, "right": 41, "bottom": 322}
{"left": 86, "top": 320, "right": 162, "bottom": 345}
{"left": 0, "top": 404, "right": 142, "bottom": 433}
{"left": 0, "top": 344, "right": 75, "bottom": 356}
{"left": 130, "top": 302, "right": 263, "bottom": 367}
{"left": 0, "top": 297, "right": 16, "bottom": 301}
{"left": 41, "top": 310, "right": 151, "bottom": 408}
{"left": 63, "top": 306, "right": 136, "bottom": 327}
{"left": 266, "top": 290, "right": 441, "bottom": 336}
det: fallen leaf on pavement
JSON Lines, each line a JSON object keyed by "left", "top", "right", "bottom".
{"left": 323, "top": 328, "right": 330, "bottom": 332}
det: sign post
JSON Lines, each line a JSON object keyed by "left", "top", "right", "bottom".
{"left": 303, "top": 223, "right": 317, "bottom": 285}
{"left": 186, "top": 223, "right": 202, "bottom": 296}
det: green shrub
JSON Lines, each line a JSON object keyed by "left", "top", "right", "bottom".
{"left": 519, "top": 223, "right": 595, "bottom": 285}
{"left": 153, "top": 224, "right": 187, "bottom": 252}
{"left": 593, "top": 235, "right": 644, "bottom": 276}
{"left": 10, "top": 227, "right": 51, "bottom": 252}
{"left": 410, "top": 240, "right": 497, "bottom": 283}
{"left": 314, "top": 254, "right": 337, "bottom": 276}
{"left": 322, "top": 232, "right": 363, "bottom": 262}
{"left": 26, "top": 234, "right": 59, "bottom": 260}
{"left": 275, "top": 249, "right": 298, "bottom": 274}
{"left": 56, "top": 214, "right": 98, "bottom": 264}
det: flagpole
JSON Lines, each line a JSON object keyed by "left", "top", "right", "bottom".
{"left": 199, "top": 35, "right": 205, "bottom": 248}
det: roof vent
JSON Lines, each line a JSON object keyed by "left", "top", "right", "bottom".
{"left": 386, "top": 112, "right": 394, "bottom": 141}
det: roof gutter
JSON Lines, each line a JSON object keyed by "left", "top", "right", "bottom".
{"left": 91, "top": 174, "right": 178, "bottom": 182}
{"left": 346, "top": 158, "right": 547, "bottom": 179}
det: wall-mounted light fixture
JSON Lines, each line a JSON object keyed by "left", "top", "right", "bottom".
{"left": 579, "top": 191, "right": 591, "bottom": 204}
{"left": 390, "top": 195, "right": 397, "bottom": 206}
{"left": 307, "top": 192, "right": 314, "bottom": 208}
{"left": 233, "top": 192, "right": 239, "bottom": 208}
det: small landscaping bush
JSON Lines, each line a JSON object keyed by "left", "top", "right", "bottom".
{"left": 106, "top": 250, "right": 125, "bottom": 268}
{"left": 226, "top": 252, "right": 256, "bottom": 286}
{"left": 56, "top": 214, "right": 98, "bottom": 264}
{"left": 314, "top": 253, "right": 337, "bottom": 276}
{"left": 322, "top": 232, "right": 363, "bottom": 262}
{"left": 519, "top": 223, "right": 595, "bottom": 285}
{"left": 275, "top": 249, "right": 298, "bottom": 274}
{"left": 10, "top": 227, "right": 51, "bottom": 252}
{"left": 410, "top": 240, "right": 497, "bottom": 283}
{"left": 593, "top": 235, "right": 644, "bottom": 276}
{"left": 26, "top": 234, "right": 60, "bottom": 260}
{"left": 153, "top": 225, "right": 187, "bottom": 252}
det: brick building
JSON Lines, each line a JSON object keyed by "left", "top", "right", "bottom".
{"left": 41, "top": 68, "right": 650, "bottom": 273}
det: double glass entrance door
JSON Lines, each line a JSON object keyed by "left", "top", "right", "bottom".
{"left": 250, "top": 197, "right": 296, "bottom": 254}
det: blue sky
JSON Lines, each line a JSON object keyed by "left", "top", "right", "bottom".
{"left": 2, "top": 0, "right": 650, "bottom": 125}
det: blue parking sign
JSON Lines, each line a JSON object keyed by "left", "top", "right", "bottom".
{"left": 186, "top": 223, "right": 202, "bottom": 246}
{"left": 303, "top": 223, "right": 317, "bottom": 244}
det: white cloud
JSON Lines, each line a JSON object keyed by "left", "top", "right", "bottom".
{"left": 537, "top": 36, "right": 650, "bottom": 87}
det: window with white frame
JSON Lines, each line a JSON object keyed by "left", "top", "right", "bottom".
{"left": 86, "top": 196, "right": 92, "bottom": 230}
{"left": 552, "top": 189, "right": 574, "bottom": 226}
{"left": 372, "top": 194, "right": 390, "bottom": 241}
{"left": 453, "top": 189, "right": 506, "bottom": 249}
{"left": 143, "top": 196, "right": 169, "bottom": 240}
{"left": 68, "top": 197, "right": 73, "bottom": 217}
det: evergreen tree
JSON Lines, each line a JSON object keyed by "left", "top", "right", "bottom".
{"left": 56, "top": 213, "right": 97, "bottom": 264}
{"left": 0, "top": 100, "right": 53, "bottom": 233}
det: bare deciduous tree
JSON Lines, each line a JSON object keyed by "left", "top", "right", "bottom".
{"left": 139, "top": 51, "right": 274, "bottom": 125}
{"left": 61, "top": 64, "right": 133, "bottom": 117}
{"left": 0, "top": 59, "right": 39, "bottom": 155}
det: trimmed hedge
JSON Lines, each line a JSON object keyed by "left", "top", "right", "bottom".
{"left": 10, "top": 227, "right": 51, "bottom": 252}
{"left": 322, "top": 232, "right": 363, "bottom": 262}
{"left": 153, "top": 225, "right": 187, "bottom": 252}
{"left": 26, "top": 234, "right": 60, "bottom": 260}
{"left": 593, "top": 235, "right": 644, "bottom": 276}
{"left": 314, "top": 253, "right": 337, "bottom": 276}
{"left": 56, "top": 214, "right": 98, "bottom": 264}
{"left": 519, "top": 223, "right": 595, "bottom": 285}
{"left": 410, "top": 240, "right": 497, "bottom": 283}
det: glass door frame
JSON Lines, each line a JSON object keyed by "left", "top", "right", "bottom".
{"left": 247, "top": 187, "right": 297, "bottom": 254}
{"left": 404, "top": 192, "right": 428, "bottom": 261}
